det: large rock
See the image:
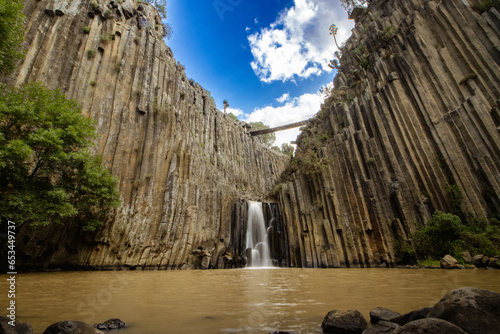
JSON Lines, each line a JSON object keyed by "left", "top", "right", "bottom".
{"left": 473, "top": 254, "right": 485, "bottom": 267}
{"left": 461, "top": 251, "right": 473, "bottom": 263}
{"left": 362, "top": 321, "right": 399, "bottom": 334}
{"left": 392, "top": 318, "right": 467, "bottom": 334}
{"left": 440, "top": 255, "right": 464, "bottom": 269}
{"left": 427, "top": 287, "right": 500, "bottom": 334}
{"left": 43, "top": 321, "right": 103, "bottom": 334}
{"left": 0, "top": 317, "right": 33, "bottom": 334}
{"left": 369, "top": 307, "right": 400, "bottom": 324}
{"left": 389, "top": 307, "right": 432, "bottom": 326}
{"left": 321, "top": 310, "right": 368, "bottom": 334}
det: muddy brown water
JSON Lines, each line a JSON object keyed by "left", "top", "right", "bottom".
{"left": 3, "top": 268, "right": 500, "bottom": 333}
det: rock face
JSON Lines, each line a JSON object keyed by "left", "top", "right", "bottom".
{"left": 275, "top": 0, "right": 500, "bottom": 267}
{"left": 9, "top": 0, "right": 288, "bottom": 270}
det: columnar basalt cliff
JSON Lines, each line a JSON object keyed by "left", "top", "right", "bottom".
{"left": 11, "top": 0, "right": 289, "bottom": 270}
{"left": 275, "top": 0, "right": 500, "bottom": 268}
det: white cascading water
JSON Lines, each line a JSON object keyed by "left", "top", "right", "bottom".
{"left": 246, "top": 201, "right": 272, "bottom": 267}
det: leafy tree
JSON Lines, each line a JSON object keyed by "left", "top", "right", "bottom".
{"left": 281, "top": 143, "right": 295, "bottom": 156}
{"left": 340, "top": 0, "right": 370, "bottom": 13}
{"left": 249, "top": 121, "right": 276, "bottom": 148}
{"left": 0, "top": 0, "right": 25, "bottom": 75}
{"left": 0, "top": 82, "right": 121, "bottom": 231}
{"left": 223, "top": 99, "right": 229, "bottom": 113}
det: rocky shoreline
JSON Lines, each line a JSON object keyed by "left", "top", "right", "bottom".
{"left": 2, "top": 287, "right": 499, "bottom": 334}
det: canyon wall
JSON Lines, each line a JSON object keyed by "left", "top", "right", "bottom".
{"left": 12, "top": 0, "right": 289, "bottom": 270}
{"left": 276, "top": 0, "right": 500, "bottom": 268}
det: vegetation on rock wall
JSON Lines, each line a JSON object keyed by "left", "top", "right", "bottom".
{"left": 396, "top": 211, "right": 500, "bottom": 264}
{"left": 250, "top": 121, "right": 276, "bottom": 148}
{"left": 0, "top": 0, "right": 25, "bottom": 75}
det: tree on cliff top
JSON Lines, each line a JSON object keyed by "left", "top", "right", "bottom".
{"left": 250, "top": 121, "right": 276, "bottom": 148}
{"left": 340, "top": 0, "right": 370, "bottom": 13}
{"left": 0, "top": 82, "right": 121, "bottom": 231}
{"left": 142, "top": 0, "right": 173, "bottom": 39}
{"left": 0, "top": 0, "right": 25, "bottom": 75}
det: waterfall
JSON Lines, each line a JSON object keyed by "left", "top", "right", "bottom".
{"left": 246, "top": 201, "right": 272, "bottom": 267}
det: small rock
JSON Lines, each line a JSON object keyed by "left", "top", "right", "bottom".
{"left": 201, "top": 256, "right": 210, "bottom": 269}
{"left": 440, "top": 254, "right": 459, "bottom": 269}
{"left": 321, "top": 310, "right": 368, "bottom": 334}
{"left": 481, "top": 255, "right": 490, "bottom": 267}
{"left": 93, "top": 318, "right": 125, "bottom": 330}
{"left": 489, "top": 257, "right": 500, "bottom": 268}
{"left": 362, "top": 320, "right": 399, "bottom": 334}
{"left": 55, "top": 9, "right": 64, "bottom": 16}
{"left": 180, "top": 263, "right": 192, "bottom": 270}
{"left": 44, "top": 9, "right": 55, "bottom": 17}
{"left": 389, "top": 307, "right": 432, "bottom": 326}
{"left": 473, "top": 254, "right": 484, "bottom": 267}
{"left": 369, "top": 307, "right": 400, "bottom": 324}
{"left": 392, "top": 318, "right": 467, "bottom": 334}
{"left": 427, "top": 287, "right": 500, "bottom": 334}
{"left": 43, "top": 321, "right": 103, "bottom": 334}
{"left": 461, "top": 251, "right": 473, "bottom": 263}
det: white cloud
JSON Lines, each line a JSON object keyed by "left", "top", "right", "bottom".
{"left": 276, "top": 93, "right": 290, "bottom": 104}
{"left": 245, "top": 27, "right": 251, "bottom": 32}
{"left": 242, "top": 91, "right": 324, "bottom": 147}
{"left": 248, "top": 0, "right": 353, "bottom": 83}
{"left": 226, "top": 107, "right": 245, "bottom": 118}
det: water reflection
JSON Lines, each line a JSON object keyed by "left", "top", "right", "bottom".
{"left": 4, "top": 268, "right": 500, "bottom": 334}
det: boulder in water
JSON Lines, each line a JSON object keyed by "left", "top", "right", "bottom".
{"left": 43, "top": 321, "right": 103, "bottom": 334}
{"left": 392, "top": 318, "right": 467, "bottom": 334}
{"left": 321, "top": 310, "right": 367, "bottom": 333}
{"left": 369, "top": 307, "right": 400, "bottom": 324}
{"left": 362, "top": 320, "right": 399, "bottom": 334}
{"left": 94, "top": 318, "right": 125, "bottom": 330}
{"left": 0, "top": 316, "right": 33, "bottom": 334}
{"left": 427, "top": 287, "right": 500, "bottom": 334}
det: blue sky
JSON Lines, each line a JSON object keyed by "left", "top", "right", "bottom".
{"left": 167, "top": 0, "right": 354, "bottom": 146}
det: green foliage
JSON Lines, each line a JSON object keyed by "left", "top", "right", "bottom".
{"left": 83, "top": 26, "right": 91, "bottom": 34}
{"left": 250, "top": 121, "right": 276, "bottom": 148}
{"left": 395, "top": 239, "right": 416, "bottom": 264}
{"left": 0, "top": 82, "right": 121, "bottom": 230}
{"left": 281, "top": 143, "right": 294, "bottom": 156}
{"left": 0, "top": 0, "right": 25, "bottom": 75}
{"left": 103, "top": 9, "right": 114, "bottom": 19}
{"left": 87, "top": 49, "right": 96, "bottom": 59}
{"left": 446, "top": 183, "right": 463, "bottom": 216}
{"left": 100, "top": 33, "right": 113, "bottom": 43}
{"left": 227, "top": 113, "right": 238, "bottom": 122}
{"left": 90, "top": 1, "right": 99, "bottom": 12}
{"left": 379, "top": 25, "right": 397, "bottom": 42}
{"left": 141, "top": 0, "right": 173, "bottom": 39}
{"left": 412, "top": 211, "right": 500, "bottom": 261}
{"left": 89, "top": 80, "right": 97, "bottom": 86}
{"left": 340, "top": 0, "right": 370, "bottom": 13}
{"left": 473, "top": 0, "right": 500, "bottom": 13}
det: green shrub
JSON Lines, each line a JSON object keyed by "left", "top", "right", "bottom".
{"left": 83, "top": 26, "right": 91, "bottom": 34}
{"left": 103, "top": 9, "right": 114, "bottom": 19}
{"left": 0, "top": 0, "right": 25, "bottom": 75}
{"left": 87, "top": 49, "right": 96, "bottom": 59}
{"left": 414, "top": 211, "right": 464, "bottom": 259}
{"left": 379, "top": 25, "right": 397, "bottom": 42}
